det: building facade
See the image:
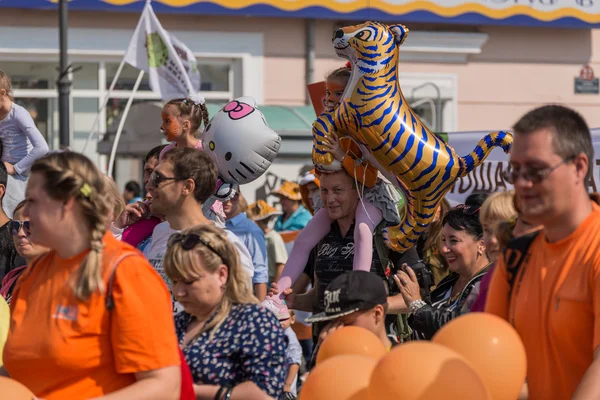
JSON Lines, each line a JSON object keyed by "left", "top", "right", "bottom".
{"left": 1, "top": 0, "right": 599, "bottom": 202}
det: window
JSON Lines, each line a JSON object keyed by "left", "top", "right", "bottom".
{"left": 2, "top": 62, "right": 56, "bottom": 90}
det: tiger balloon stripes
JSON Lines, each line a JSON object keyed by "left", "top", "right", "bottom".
{"left": 312, "top": 21, "right": 513, "bottom": 251}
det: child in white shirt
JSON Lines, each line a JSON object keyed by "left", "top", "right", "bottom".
{"left": 0, "top": 71, "right": 49, "bottom": 217}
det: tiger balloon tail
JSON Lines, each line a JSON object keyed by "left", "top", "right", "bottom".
{"left": 312, "top": 20, "right": 513, "bottom": 252}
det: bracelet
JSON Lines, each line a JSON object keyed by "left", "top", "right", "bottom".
{"left": 214, "top": 386, "right": 227, "bottom": 400}
{"left": 409, "top": 300, "right": 427, "bottom": 313}
{"left": 224, "top": 387, "right": 233, "bottom": 400}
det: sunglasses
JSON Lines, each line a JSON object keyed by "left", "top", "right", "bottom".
{"left": 454, "top": 204, "right": 480, "bottom": 216}
{"left": 150, "top": 171, "right": 179, "bottom": 188}
{"left": 168, "top": 233, "right": 223, "bottom": 260}
{"left": 9, "top": 220, "right": 30, "bottom": 236}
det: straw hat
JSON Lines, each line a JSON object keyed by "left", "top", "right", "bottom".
{"left": 272, "top": 181, "right": 302, "bottom": 201}
{"left": 248, "top": 200, "right": 283, "bottom": 222}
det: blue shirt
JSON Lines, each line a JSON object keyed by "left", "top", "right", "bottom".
{"left": 226, "top": 213, "right": 268, "bottom": 284}
{"left": 176, "top": 304, "right": 286, "bottom": 398}
{"left": 274, "top": 206, "right": 312, "bottom": 232}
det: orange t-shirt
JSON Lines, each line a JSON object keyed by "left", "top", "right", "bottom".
{"left": 3, "top": 233, "right": 180, "bottom": 400}
{"left": 486, "top": 202, "right": 600, "bottom": 400}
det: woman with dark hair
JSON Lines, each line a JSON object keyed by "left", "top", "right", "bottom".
{"left": 394, "top": 193, "right": 491, "bottom": 340}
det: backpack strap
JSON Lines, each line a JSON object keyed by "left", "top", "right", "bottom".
{"left": 105, "top": 252, "right": 138, "bottom": 311}
{"left": 504, "top": 230, "right": 541, "bottom": 297}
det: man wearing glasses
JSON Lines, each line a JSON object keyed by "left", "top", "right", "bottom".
{"left": 143, "top": 147, "right": 254, "bottom": 313}
{"left": 486, "top": 105, "right": 600, "bottom": 400}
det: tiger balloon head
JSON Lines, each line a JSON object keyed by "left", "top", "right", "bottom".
{"left": 332, "top": 21, "right": 408, "bottom": 75}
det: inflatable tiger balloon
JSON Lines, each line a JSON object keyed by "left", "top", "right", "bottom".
{"left": 312, "top": 21, "right": 513, "bottom": 251}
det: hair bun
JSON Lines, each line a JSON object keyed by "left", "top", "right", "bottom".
{"left": 187, "top": 94, "right": 205, "bottom": 106}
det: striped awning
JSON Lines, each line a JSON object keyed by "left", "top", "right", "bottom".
{"left": 3, "top": 0, "right": 600, "bottom": 28}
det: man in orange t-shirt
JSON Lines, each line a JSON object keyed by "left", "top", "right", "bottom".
{"left": 486, "top": 105, "right": 600, "bottom": 400}
{"left": 2, "top": 233, "right": 181, "bottom": 399}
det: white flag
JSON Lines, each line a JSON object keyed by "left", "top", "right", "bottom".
{"left": 124, "top": 1, "right": 199, "bottom": 100}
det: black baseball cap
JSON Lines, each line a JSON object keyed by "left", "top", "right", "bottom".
{"left": 306, "top": 271, "right": 387, "bottom": 323}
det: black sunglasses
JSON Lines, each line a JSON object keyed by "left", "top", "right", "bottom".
{"left": 168, "top": 233, "right": 223, "bottom": 259}
{"left": 150, "top": 171, "right": 179, "bottom": 187}
{"left": 9, "top": 220, "right": 30, "bottom": 236}
{"left": 454, "top": 204, "right": 480, "bottom": 216}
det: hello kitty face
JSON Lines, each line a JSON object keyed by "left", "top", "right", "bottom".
{"left": 202, "top": 96, "right": 281, "bottom": 185}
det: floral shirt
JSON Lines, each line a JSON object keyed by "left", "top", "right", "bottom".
{"left": 175, "top": 304, "right": 286, "bottom": 398}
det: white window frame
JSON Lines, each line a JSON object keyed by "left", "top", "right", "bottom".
{"left": 8, "top": 53, "right": 241, "bottom": 150}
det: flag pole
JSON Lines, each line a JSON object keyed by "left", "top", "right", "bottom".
{"left": 81, "top": 0, "right": 151, "bottom": 153}
{"left": 107, "top": 70, "right": 145, "bottom": 177}
{"left": 81, "top": 58, "right": 127, "bottom": 153}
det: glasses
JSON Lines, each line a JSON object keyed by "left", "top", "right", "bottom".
{"left": 150, "top": 171, "right": 178, "bottom": 187}
{"left": 454, "top": 204, "right": 480, "bottom": 215}
{"left": 9, "top": 220, "right": 30, "bottom": 236}
{"left": 503, "top": 157, "right": 574, "bottom": 185}
{"left": 168, "top": 233, "right": 223, "bottom": 260}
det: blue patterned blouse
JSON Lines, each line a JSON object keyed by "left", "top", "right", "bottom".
{"left": 175, "top": 303, "right": 286, "bottom": 398}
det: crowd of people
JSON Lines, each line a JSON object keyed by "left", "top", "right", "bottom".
{"left": 0, "top": 59, "right": 599, "bottom": 400}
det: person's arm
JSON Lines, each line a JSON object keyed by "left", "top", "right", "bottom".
{"left": 225, "top": 230, "right": 255, "bottom": 286}
{"left": 193, "top": 382, "right": 274, "bottom": 400}
{"left": 250, "top": 231, "right": 268, "bottom": 301}
{"left": 274, "top": 263, "right": 285, "bottom": 284}
{"left": 386, "top": 293, "right": 409, "bottom": 314}
{"left": 290, "top": 287, "right": 315, "bottom": 312}
{"left": 272, "top": 232, "right": 289, "bottom": 284}
{"left": 254, "top": 283, "right": 267, "bottom": 302}
{"left": 572, "top": 346, "right": 600, "bottom": 399}
{"left": 341, "top": 141, "right": 378, "bottom": 187}
{"left": 92, "top": 366, "right": 180, "bottom": 400}
{"left": 356, "top": 143, "right": 401, "bottom": 189}
{"left": 14, "top": 106, "right": 49, "bottom": 175}
{"left": 484, "top": 258, "right": 510, "bottom": 319}
{"left": 291, "top": 273, "right": 310, "bottom": 295}
{"left": 283, "top": 364, "right": 300, "bottom": 394}
{"left": 572, "top": 263, "right": 600, "bottom": 399}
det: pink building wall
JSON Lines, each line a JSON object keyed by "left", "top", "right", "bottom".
{"left": 4, "top": 8, "right": 600, "bottom": 129}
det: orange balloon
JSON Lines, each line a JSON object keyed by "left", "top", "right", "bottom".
{"left": 0, "top": 376, "right": 35, "bottom": 400}
{"left": 316, "top": 326, "right": 387, "bottom": 365}
{"left": 368, "top": 342, "right": 490, "bottom": 400}
{"left": 433, "top": 313, "right": 527, "bottom": 400}
{"left": 299, "top": 355, "right": 377, "bottom": 400}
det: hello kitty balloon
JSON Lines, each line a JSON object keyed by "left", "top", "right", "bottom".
{"left": 202, "top": 97, "right": 281, "bottom": 188}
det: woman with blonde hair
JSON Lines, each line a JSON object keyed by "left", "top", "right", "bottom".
{"left": 165, "top": 223, "right": 286, "bottom": 400}
{"left": 479, "top": 191, "right": 517, "bottom": 262}
{"left": 1, "top": 152, "right": 181, "bottom": 399}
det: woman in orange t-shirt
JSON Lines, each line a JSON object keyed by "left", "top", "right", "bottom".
{"left": 0, "top": 152, "right": 181, "bottom": 400}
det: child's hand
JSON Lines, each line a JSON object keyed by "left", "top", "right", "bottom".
{"left": 3, "top": 162, "right": 15, "bottom": 175}
{"left": 323, "top": 133, "right": 346, "bottom": 162}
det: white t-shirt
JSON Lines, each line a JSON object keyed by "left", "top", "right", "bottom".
{"left": 144, "top": 221, "right": 255, "bottom": 312}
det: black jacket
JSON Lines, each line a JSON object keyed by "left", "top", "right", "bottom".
{"left": 409, "top": 264, "right": 491, "bottom": 340}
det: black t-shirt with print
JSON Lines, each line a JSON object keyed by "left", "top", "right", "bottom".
{"left": 0, "top": 221, "right": 23, "bottom": 282}
{"left": 313, "top": 221, "right": 387, "bottom": 314}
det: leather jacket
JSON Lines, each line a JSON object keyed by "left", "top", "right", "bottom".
{"left": 409, "top": 264, "right": 491, "bottom": 340}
